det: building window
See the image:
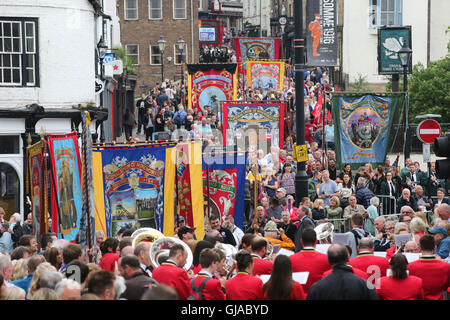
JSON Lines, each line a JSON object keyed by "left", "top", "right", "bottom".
{"left": 150, "top": 45, "right": 161, "bottom": 65}
{"left": 0, "top": 136, "right": 19, "bottom": 154}
{"left": 124, "top": 0, "right": 138, "bottom": 20}
{"left": 149, "top": 0, "right": 162, "bottom": 20}
{"left": 174, "top": 44, "right": 188, "bottom": 65}
{"left": 198, "top": 0, "right": 202, "bottom": 11}
{"left": 369, "top": 0, "right": 402, "bottom": 28}
{"left": 173, "top": 0, "right": 187, "bottom": 19}
{"left": 125, "top": 44, "right": 139, "bottom": 65}
{"left": 0, "top": 18, "right": 38, "bottom": 87}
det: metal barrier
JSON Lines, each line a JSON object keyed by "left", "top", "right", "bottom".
{"left": 377, "top": 195, "right": 398, "bottom": 216}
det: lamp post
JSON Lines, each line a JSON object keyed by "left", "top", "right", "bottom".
{"left": 293, "top": 0, "right": 308, "bottom": 207}
{"left": 158, "top": 36, "right": 166, "bottom": 84}
{"left": 176, "top": 37, "right": 185, "bottom": 107}
{"left": 97, "top": 36, "right": 108, "bottom": 143}
{"left": 140, "top": 81, "right": 148, "bottom": 95}
{"left": 398, "top": 40, "right": 413, "bottom": 164}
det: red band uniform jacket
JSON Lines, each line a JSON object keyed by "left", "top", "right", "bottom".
{"left": 192, "top": 271, "right": 226, "bottom": 300}
{"left": 152, "top": 260, "right": 193, "bottom": 300}
{"left": 225, "top": 272, "right": 263, "bottom": 300}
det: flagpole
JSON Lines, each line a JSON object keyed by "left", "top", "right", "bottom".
{"left": 205, "top": 156, "right": 211, "bottom": 222}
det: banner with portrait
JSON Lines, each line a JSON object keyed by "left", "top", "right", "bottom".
{"left": 176, "top": 141, "right": 205, "bottom": 241}
{"left": 306, "top": 0, "right": 337, "bottom": 66}
{"left": 26, "top": 140, "right": 47, "bottom": 242}
{"left": 187, "top": 63, "right": 238, "bottom": 115}
{"left": 48, "top": 132, "right": 83, "bottom": 241}
{"left": 233, "top": 37, "right": 281, "bottom": 75}
{"left": 246, "top": 60, "right": 285, "bottom": 92}
{"left": 203, "top": 152, "right": 247, "bottom": 231}
{"left": 222, "top": 101, "right": 285, "bottom": 149}
{"left": 332, "top": 94, "right": 401, "bottom": 167}
{"left": 92, "top": 143, "right": 176, "bottom": 238}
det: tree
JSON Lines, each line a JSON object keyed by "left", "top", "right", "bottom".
{"left": 349, "top": 73, "right": 370, "bottom": 93}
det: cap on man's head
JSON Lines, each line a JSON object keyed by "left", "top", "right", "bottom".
{"left": 428, "top": 226, "right": 448, "bottom": 237}
{"left": 177, "top": 226, "right": 196, "bottom": 239}
{"left": 176, "top": 216, "right": 185, "bottom": 223}
{"left": 276, "top": 188, "right": 287, "bottom": 195}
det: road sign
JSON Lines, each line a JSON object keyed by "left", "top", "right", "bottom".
{"left": 417, "top": 119, "right": 441, "bottom": 144}
{"left": 95, "top": 78, "right": 104, "bottom": 94}
{"left": 294, "top": 144, "right": 308, "bottom": 163}
{"left": 423, "top": 143, "right": 430, "bottom": 163}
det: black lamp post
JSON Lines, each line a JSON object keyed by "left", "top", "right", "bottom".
{"left": 176, "top": 37, "right": 185, "bottom": 107}
{"left": 293, "top": 0, "right": 308, "bottom": 207}
{"left": 398, "top": 40, "right": 412, "bottom": 163}
{"left": 158, "top": 36, "right": 166, "bottom": 85}
{"left": 140, "top": 81, "right": 148, "bottom": 94}
{"left": 97, "top": 36, "right": 108, "bottom": 143}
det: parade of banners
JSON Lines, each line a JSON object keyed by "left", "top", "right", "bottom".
{"left": 222, "top": 101, "right": 285, "bottom": 149}
{"left": 48, "top": 132, "right": 83, "bottom": 241}
{"left": 92, "top": 143, "right": 176, "bottom": 238}
{"left": 176, "top": 142, "right": 205, "bottom": 241}
{"left": 306, "top": 0, "right": 337, "bottom": 66}
{"left": 187, "top": 63, "right": 238, "bottom": 115}
{"left": 246, "top": 60, "right": 285, "bottom": 92}
{"left": 26, "top": 140, "right": 48, "bottom": 241}
{"left": 233, "top": 37, "right": 281, "bottom": 74}
{"left": 203, "top": 152, "right": 247, "bottom": 231}
{"left": 331, "top": 94, "right": 401, "bottom": 167}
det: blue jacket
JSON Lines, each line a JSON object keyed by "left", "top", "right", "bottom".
{"left": 435, "top": 237, "right": 450, "bottom": 259}
{"left": 355, "top": 187, "right": 375, "bottom": 209}
{"left": 11, "top": 274, "right": 33, "bottom": 295}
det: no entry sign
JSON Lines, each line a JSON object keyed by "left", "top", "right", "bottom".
{"left": 417, "top": 119, "right": 441, "bottom": 144}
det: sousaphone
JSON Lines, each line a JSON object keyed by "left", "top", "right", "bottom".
{"left": 131, "top": 228, "right": 165, "bottom": 247}
{"left": 314, "top": 222, "right": 334, "bottom": 244}
{"left": 150, "top": 237, "right": 193, "bottom": 271}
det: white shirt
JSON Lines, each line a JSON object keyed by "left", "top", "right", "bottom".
{"left": 232, "top": 226, "right": 244, "bottom": 249}
{"left": 140, "top": 263, "right": 152, "bottom": 277}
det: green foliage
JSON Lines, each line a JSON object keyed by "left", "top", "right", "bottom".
{"left": 113, "top": 46, "right": 136, "bottom": 75}
{"left": 349, "top": 73, "right": 370, "bottom": 93}
{"left": 403, "top": 58, "right": 450, "bottom": 123}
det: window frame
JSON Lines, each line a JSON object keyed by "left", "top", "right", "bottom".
{"left": 369, "top": 0, "right": 403, "bottom": 28}
{"left": 148, "top": 0, "right": 163, "bottom": 20}
{"left": 125, "top": 44, "right": 140, "bottom": 66}
{"left": 173, "top": 0, "right": 187, "bottom": 20}
{"left": 124, "top": 0, "right": 139, "bottom": 21}
{"left": 149, "top": 44, "right": 162, "bottom": 66}
{"left": 0, "top": 17, "right": 39, "bottom": 87}
{"left": 173, "top": 43, "right": 188, "bottom": 65}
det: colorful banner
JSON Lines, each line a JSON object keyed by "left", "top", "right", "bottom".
{"left": 92, "top": 143, "right": 176, "bottom": 237}
{"left": 79, "top": 111, "right": 97, "bottom": 260}
{"left": 176, "top": 141, "right": 205, "bottom": 241}
{"left": 199, "top": 19, "right": 222, "bottom": 47}
{"left": 233, "top": 37, "right": 281, "bottom": 75}
{"left": 233, "top": 37, "right": 281, "bottom": 64}
{"left": 332, "top": 94, "right": 400, "bottom": 166}
{"left": 26, "top": 140, "right": 47, "bottom": 242}
{"left": 246, "top": 60, "right": 285, "bottom": 92}
{"left": 48, "top": 132, "right": 83, "bottom": 241}
{"left": 222, "top": 102, "right": 285, "bottom": 149}
{"left": 202, "top": 153, "right": 247, "bottom": 231}
{"left": 187, "top": 63, "right": 238, "bottom": 115}
{"left": 306, "top": 0, "right": 338, "bottom": 66}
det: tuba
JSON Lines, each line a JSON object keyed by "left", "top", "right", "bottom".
{"left": 264, "top": 241, "right": 274, "bottom": 260}
{"left": 150, "top": 237, "right": 193, "bottom": 271}
{"left": 215, "top": 243, "right": 237, "bottom": 276}
{"left": 131, "top": 228, "right": 165, "bottom": 248}
{"left": 314, "top": 222, "right": 334, "bottom": 244}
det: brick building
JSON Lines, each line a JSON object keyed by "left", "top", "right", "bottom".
{"left": 118, "top": 0, "right": 199, "bottom": 90}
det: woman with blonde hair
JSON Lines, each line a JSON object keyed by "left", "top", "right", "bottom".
{"left": 27, "top": 262, "right": 57, "bottom": 299}
{"left": 414, "top": 211, "right": 428, "bottom": 227}
{"left": 326, "top": 196, "right": 342, "bottom": 231}
{"left": 410, "top": 217, "right": 427, "bottom": 244}
{"left": 312, "top": 198, "right": 326, "bottom": 221}
{"left": 11, "top": 258, "right": 28, "bottom": 281}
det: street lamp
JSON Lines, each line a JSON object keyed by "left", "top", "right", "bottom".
{"left": 293, "top": 0, "right": 308, "bottom": 209}
{"left": 140, "top": 81, "right": 148, "bottom": 94}
{"left": 158, "top": 36, "right": 166, "bottom": 84}
{"left": 176, "top": 37, "right": 185, "bottom": 107}
{"left": 398, "top": 40, "right": 413, "bottom": 163}
{"left": 97, "top": 36, "right": 108, "bottom": 143}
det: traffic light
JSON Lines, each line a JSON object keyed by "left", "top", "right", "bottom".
{"left": 434, "top": 135, "right": 450, "bottom": 179}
